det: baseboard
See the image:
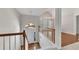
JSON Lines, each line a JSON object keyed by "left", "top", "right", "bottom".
{"left": 61, "top": 32, "right": 76, "bottom": 35}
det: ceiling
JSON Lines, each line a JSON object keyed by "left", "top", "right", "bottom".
{"left": 16, "top": 8, "right": 55, "bottom": 16}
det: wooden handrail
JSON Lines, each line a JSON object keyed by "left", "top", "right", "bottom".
{"left": 0, "top": 32, "right": 23, "bottom": 36}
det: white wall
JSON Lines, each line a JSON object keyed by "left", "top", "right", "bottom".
{"left": 62, "top": 8, "right": 75, "bottom": 34}
{"left": 20, "top": 15, "right": 40, "bottom": 43}
{"left": 62, "top": 8, "right": 79, "bottom": 35}
{"left": 0, "top": 8, "right": 20, "bottom": 50}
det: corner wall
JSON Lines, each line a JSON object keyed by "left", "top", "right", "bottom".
{"left": 62, "top": 8, "right": 75, "bottom": 34}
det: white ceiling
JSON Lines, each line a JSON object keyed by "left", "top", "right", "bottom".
{"left": 16, "top": 8, "right": 55, "bottom": 16}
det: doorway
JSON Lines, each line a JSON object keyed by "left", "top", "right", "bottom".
{"left": 76, "top": 15, "right": 79, "bottom": 41}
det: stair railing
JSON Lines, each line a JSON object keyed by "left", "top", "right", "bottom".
{"left": 0, "top": 30, "right": 28, "bottom": 50}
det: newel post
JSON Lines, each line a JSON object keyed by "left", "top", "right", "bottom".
{"left": 23, "top": 30, "right": 25, "bottom": 50}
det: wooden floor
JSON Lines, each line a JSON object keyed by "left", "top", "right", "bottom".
{"left": 51, "top": 31, "right": 78, "bottom": 47}
{"left": 61, "top": 32, "right": 78, "bottom": 46}
{"left": 28, "top": 42, "right": 40, "bottom": 50}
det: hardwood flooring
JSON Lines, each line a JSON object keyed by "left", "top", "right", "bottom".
{"left": 51, "top": 31, "right": 78, "bottom": 47}
{"left": 61, "top": 32, "right": 77, "bottom": 46}
{"left": 28, "top": 42, "right": 40, "bottom": 50}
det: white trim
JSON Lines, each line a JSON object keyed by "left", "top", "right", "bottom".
{"left": 55, "top": 8, "right": 61, "bottom": 49}
{"left": 62, "top": 32, "right": 76, "bottom": 35}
